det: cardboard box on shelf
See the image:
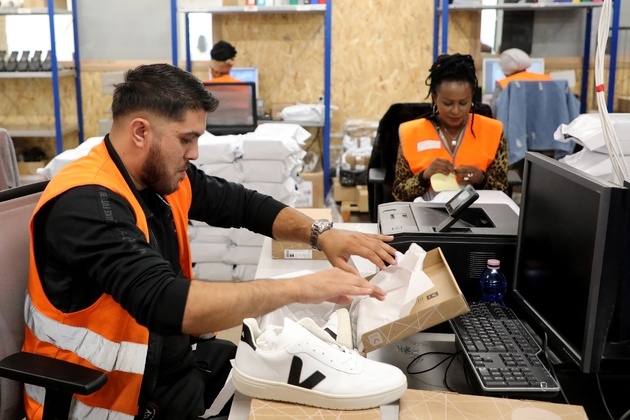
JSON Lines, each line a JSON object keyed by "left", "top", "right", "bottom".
{"left": 18, "top": 160, "right": 49, "bottom": 176}
{"left": 22, "top": 0, "right": 66, "bottom": 9}
{"left": 333, "top": 177, "right": 358, "bottom": 202}
{"left": 271, "top": 208, "right": 332, "bottom": 260}
{"left": 296, "top": 162, "right": 324, "bottom": 208}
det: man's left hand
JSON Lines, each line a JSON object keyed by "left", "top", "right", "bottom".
{"left": 317, "top": 229, "right": 397, "bottom": 275}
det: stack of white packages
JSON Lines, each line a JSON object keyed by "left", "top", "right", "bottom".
{"left": 191, "top": 123, "right": 310, "bottom": 281}
{"left": 36, "top": 123, "right": 310, "bottom": 282}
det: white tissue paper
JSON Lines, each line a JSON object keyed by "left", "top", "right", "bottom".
{"left": 350, "top": 243, "right": 435, "bottom": 352}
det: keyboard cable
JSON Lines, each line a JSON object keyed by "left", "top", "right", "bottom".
{"left": 406, "top": 351, "right": 462, "bottom": 392}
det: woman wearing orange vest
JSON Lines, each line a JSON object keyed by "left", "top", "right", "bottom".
{"left": 204, "top": 40, "right": 243, "bottom": 83}
{"left": 23, "top": 64, "right": 395, "bottom": 420}
{"left": 393, "top": 53, "right": 508, "bottom": 202}
{"left": 491, "top": 48, "right": 552, "bottom": 108}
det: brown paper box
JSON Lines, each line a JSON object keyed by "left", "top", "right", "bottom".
{"left": 298, "top": 162, "right": 324, "bottom": 208}
{"left": 271, "top": 208, "right": 332, "bottom": 260}
{"left": 249, "top": 388, "right": 589, "bottom": 419}
{"left": 18, "top": 160, "right": 49, "bottom": 176}
{"left": 360, "top": 247, "right": 470, "bottom": 353}
{"left": 22, "top": 0, "right": 67, "bottom": 9}
{"left": 333, "top": 177, "right": 358, "bottom": 202}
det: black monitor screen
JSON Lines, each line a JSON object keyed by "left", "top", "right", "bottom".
{"left": 515, "top": 160, "right": 597, "bottom": 354}
{"left": 513, "top": 152, "right": 627, "bottom": 373}
{"left": 203, "top": 82, "right": 257, "bottom": 135}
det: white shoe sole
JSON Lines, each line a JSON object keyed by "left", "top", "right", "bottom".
{"left": 232, "top": 366, "right": 407, "bottom": 410}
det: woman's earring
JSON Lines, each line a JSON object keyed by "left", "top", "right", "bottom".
{"left": 433, "top": 104, "right": 438, "bottom": 115}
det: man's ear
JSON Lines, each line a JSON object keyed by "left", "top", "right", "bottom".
{"left": 130, "top": 118, "right": 150, "bottom": 149}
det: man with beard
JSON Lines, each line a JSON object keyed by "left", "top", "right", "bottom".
{"left": 23, "top": 64, "right": 397, "bottom": 420}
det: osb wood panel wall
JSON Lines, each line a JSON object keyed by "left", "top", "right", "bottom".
{"left": 212, "top": 0, "right": 481, "bottom": 135}
{"left": 0, "top": 76, "right": 78, "bottom": 160}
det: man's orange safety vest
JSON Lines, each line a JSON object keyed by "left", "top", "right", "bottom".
{"left": 22, "top": 140, "right": 193, "bottom": 420}
{"left": 399, "top": 114, "right": 503, "bottom": 181}
{"left": 497, "top": 71, "right": 552, "bottom": 89}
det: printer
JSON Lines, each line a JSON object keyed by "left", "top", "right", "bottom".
{"left": 378, "top": 201, "right": 519, "bottom": 302}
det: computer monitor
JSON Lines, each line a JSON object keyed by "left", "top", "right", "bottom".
{"left": 512, "top": 152, "right": 630, "bottom": 374}
{"left": 203, "top": 82, "right": 257, "bottom": 136}
{"left": 482, "top": 57, "right": 545, "bottom": 95}
{"left": 229, "top": 67, "right": 259, "bottom": 96}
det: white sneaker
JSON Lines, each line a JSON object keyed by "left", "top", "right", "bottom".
{"left": 233, "top": 317, "right": 407, "bottom": 410}
{"left": 322, "top": 308, "right": 354, "bottom": 349}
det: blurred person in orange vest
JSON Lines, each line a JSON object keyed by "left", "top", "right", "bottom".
{"left": 393, "top": 53, "right": 508, "bottom": 202}
{"left": 205, "top": 40, "right": 242, "bottom": 83}
{"left": 491, "top": 48, "right": 552, "bottom": 110}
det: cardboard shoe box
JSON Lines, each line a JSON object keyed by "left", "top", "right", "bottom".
{"left": 249, "top": 388, "right": 588, "bottom": 419}
{"left": 359, "top": 247, "right": 469, "bottom": 353}
{"left": 271, "top": 208, "right": 332, "bottom": 260}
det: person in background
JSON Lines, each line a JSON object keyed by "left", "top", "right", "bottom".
{"left": 491, "top": 48, "right": 552, "bottom": 111}
{"left": 392, "top": 53, "right": 509, "bottom": 202}
{"left": 23, "top": 64, "right": 397, "bottom": 420}
{"left": 205, "top": 40, "right": 242, "bottom": 83}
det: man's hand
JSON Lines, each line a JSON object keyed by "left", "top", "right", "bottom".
{"left": 291, "top": 268, "right": 387, "bottom": 305}
{"left": 317, "top": 229, "right": 397, "bottom": 275}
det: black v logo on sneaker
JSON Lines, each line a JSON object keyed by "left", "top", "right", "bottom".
{"left": 288, "top": 356, "right": 325, "bottom": 389}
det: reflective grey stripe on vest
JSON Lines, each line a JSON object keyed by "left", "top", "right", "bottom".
{"left": 25, "top": 384, "right": 134, "bottom": 420}
{"left": 24, "top": 293, "right": 147, "bottom": 374}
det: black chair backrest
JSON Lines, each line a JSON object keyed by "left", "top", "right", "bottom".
{"left": 367, "top": 102, "right": 494, "bottom": 222}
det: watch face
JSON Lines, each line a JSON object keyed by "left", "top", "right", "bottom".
{"left": 314, "top": 219, "right": 333, "bottom": 232}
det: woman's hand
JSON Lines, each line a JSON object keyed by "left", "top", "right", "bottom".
{"left": 423, "top": 158, "right": 455, "bottom": 180}
{"left": 455, "top": 165, "right": 482, "bottom": 184}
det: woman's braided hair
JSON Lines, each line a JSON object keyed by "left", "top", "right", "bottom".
{"left": 425, "top": 53, "right": 479, "bottom": 136}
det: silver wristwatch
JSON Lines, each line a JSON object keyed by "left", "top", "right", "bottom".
{"left": 310, "top": 219, "right": 333, "bottom": 251}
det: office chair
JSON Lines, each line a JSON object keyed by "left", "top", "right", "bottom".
{"left": 0, "top": 181, "right": 107, "bottom": 420}
{"left": 367, "top": 102, "right": 513, "bottom": 223}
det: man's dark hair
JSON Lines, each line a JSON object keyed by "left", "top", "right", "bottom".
{"left": 111, "top": 64, "right": 219, "bottom": 121}
{"left": 210, "top": 40, "right": 237, "bottom": 61}
{"left": 425, "top": 53, "right": 478, "bottom": 99}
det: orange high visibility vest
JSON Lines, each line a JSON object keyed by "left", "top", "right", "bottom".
{"left": 400, "top": 115, "right": 503, "bottom": 181}
{"left": 204, "top": 74, "right": 242, "bottom": 83}
{"left": 497, "top": 71, "right": 552, "bottom": 89}
{"left": 22, "top": 140, "right": 193, "bottom": 420}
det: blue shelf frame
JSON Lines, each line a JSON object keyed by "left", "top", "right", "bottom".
{"left": 433, "top": 0, "right": 620, "bottom": 114}
{"left": 169, "top": 0, "right": 333, "bottom": 200}
{"left": 47, "top": 0, "right": 84, "bottom": 152}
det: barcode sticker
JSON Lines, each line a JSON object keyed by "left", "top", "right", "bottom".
{"left": 244, "top": 5, "right": 258, "bottom": 11}
{"left": 284, "top": 249, "right": 312, "bottom": 259}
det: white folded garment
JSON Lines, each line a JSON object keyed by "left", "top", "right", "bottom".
{"left": 243, "top": 178, "right": 298, "bottom": 203}
{"left": 188, "top": 224, "right": 231, "bottom": 244}
{"left": 193, "top": 262, "right": 235, "bottom": 281}
{"left": 194, "top": 132, "right": 243, "bottom": 164}
{"left": 190, "top": 242, "right": 229, "bottom": 263}
{"left": 241, "top": 132, "right": 306, "bottom": 161}
{"left": 233, "top": 264, "right": 258, "bottom": 281}
{"left": 228, "top": 229, "right": 265, "bottom": 246}
{"left": 223, "top": 245, "right": 262, "bottom": 265}
{"left": 198, "top": 162, "right": 244, "bottom": 183}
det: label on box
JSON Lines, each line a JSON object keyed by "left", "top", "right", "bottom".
{"left": 284, "top": 249, "right": 313, "bottom": 259}
{"left": 295, "top": 180, "right": 313, "bottom": 208}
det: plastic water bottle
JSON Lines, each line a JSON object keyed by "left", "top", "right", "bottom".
{"left": 478, "top": 259, "right": 507, "bottom": 306}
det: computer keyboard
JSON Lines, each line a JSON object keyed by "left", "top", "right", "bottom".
{"left": 450, "top": 302, "right": 560, "bottom": 395}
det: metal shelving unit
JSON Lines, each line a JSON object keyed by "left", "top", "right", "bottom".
{"left": 434, "top": 0, "right": 621, "bottom": 113}
{"left": 170, "top": 0, "right": 333, "bottom": 198}
{"left": 0, "top": 1, "right": 83, "bottom": 153}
